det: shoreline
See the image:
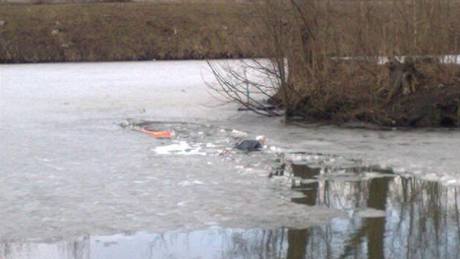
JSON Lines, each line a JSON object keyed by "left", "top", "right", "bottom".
{"left": 2, "top": 58, "right": 459, "bottom": 128}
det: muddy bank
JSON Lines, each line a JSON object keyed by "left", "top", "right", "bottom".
{"left": 0, "top": 2, "right": 258, "bottom": 63}
{"left": 290, "top": 87, "right": 460, "bottom": 129}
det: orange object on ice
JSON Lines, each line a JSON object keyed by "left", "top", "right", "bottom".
{"left": 139, "top": 128, "right": 173, "bottom": 139}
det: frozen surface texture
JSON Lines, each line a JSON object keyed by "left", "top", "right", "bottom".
{"left": 1, "top": 61, "right": 459, "bottom": 257}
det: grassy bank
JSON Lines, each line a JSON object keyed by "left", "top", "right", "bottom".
{"left": 0, "top": 2, "right": 258, "bottom": 63}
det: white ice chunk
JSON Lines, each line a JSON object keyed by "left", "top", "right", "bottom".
{"left": 153, "top": 141, "right": 206, "bottom": 156}
{"left": 231, "top": 129, "right": 248, "bottom": 138}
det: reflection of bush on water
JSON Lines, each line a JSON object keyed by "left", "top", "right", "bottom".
{"left": 1, "top": 164, "right": 458, "bottom": 259}
{"left": 286, "top": 162, "right": 460, "bottom": 259}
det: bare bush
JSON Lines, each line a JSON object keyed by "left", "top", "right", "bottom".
{"left": 207, "top": 59, "right": 283, "bottom": 116}
{"left": 210, "top": 0, "right": 460, "bottom": 126}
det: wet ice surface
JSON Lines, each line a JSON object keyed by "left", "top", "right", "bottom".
{"left": 0, "top": 61, "right": 341, "bottom": 239}
{"left": 1, "top": 60, "right": 460, "bottom": 258}
{"left": 0, "top": 117, "right": 341, "bottom": 242}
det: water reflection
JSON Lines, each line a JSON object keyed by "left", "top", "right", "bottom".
{"left": 290, "top": 165, "right": 460, "bottom": 259}
{"left": 1, "top": 167, "right": 459, "bottom": 259}
{"left": 0, "top": 229, "right": 290, "bottom": 259}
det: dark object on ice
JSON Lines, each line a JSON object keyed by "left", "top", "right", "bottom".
{"left": 235, "top": 140, "right": 262, "bottom": 152}
{"left": 274, "top": 163, "right": 286, "bottom": 175}
{"left": 269, "top": 163, "right": 286, "bottom": 178}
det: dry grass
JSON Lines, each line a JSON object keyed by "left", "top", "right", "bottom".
{"left": 0, "top": 2, "right": 258, "bottom": 63}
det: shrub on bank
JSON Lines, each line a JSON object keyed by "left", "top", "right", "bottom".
{"left": 213, "top": 0, "right": 460, "bottom": 127}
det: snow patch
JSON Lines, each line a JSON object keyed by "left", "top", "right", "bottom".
{"left": 153, "top": 141, "right": 206, "bottom": 156}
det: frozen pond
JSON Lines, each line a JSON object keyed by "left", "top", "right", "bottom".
{"left": 1, "top": 60, "right": 460, "bottom": 258}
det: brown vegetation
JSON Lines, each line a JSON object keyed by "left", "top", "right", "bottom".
{"left": 212, "top": 0, "right": 460, "bottom": 127}
{"left": 0, "top": 2, "right": 257, "bottom": 63}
